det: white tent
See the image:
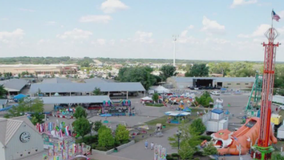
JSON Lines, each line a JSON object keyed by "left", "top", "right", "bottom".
{"left": 141, "top": 96, "right": 152, "bottom": 101}
{"left": 154, "top": 86, "right": 170, "bottom": 94}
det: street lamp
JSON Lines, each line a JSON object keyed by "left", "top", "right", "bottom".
{"left": 89, "top": 121, "right": 93, "bottom": 136}
{"left": 176, "top": 130, "right": 182, "bottom": 150}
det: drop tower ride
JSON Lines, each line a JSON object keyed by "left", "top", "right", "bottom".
{"left": 252, "top": 26, "right": 280, "bottom": 159}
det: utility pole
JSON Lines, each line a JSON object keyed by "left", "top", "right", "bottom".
{"left": 172, "top": 35, "right": 178, "bottom": 67}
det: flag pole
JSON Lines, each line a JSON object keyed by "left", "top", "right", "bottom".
{"left": 271, "top": 9, "right": 273, "bottom": 28}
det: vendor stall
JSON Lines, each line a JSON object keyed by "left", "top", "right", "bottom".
{"left": 141, "top": 96, "right": 153, "bottom": 103}
{"left": 165, "top": 111, "right": 191, "bottom": 124}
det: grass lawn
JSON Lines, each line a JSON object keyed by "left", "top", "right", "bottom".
{"left": 130, "top": 109, "right": 201, "bottom": 142}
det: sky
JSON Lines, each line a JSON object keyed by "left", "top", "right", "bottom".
{"left": 0, "top": 0, "right": 284, "bottom": 61}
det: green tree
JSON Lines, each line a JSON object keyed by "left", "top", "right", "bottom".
{"left": 178, "top": 141, "right": 195, "bottom": 160}
{"left": 77, "top": 57, "right": 93, "bottom": 67}
{"left": 152, "top": 93, "right": 159, "bottom": 103}
{"left": 30, "top": 112, "right": 45, "bottom": 125}
{"left": 115, "top": 124, "right": 129, "bottom": 144}
{"left": 94, "top": 121, "right": 103, "bottom": 132}
{"left": 5, "top": 98, "right": 44, "bottom": 118}
{"left": 185, "top": 64, "right": 208, "bottom": 77}
{"left": 229, "top": 62, "right": 255, "bottom": 77}
{"left": 73, "top": 106, "right": 87, "bottom": 119}
{"left": 189, "top": 118, "right": 206, "bottom": 135}
{"left": 117, "top": 66, "right": 157, "bottom": 90}
{"left": 0, "top": 85, "right": 7, "bottom": 99}
{"left": 89, "top": 74, "right": 95, "bottom": 78}
{"left": 203, "top": 142, "right": 218, "bottom": 156}
{"left": 93, "top": 87, "right": 102, "bottom": 95}
{"left": 160, "top": 65, "right": 176, "bottom": 81}
{"left": 195, "top": 91, "right": 213, "bottom": 107}
{"left": 98, "top": 127, "right": 115, "bottom": 148}
{"left": 73, "top": 117, "right": 91, "bottom": 138}
{"left": 208, "top": 62, "right": 230, "bottom": 76}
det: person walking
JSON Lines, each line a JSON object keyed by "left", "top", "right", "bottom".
{"left": 145, "top": 140, "right": 148, "bottom": 149}
{"left": 150, "top": 142, "right": 154, "bottom": 150}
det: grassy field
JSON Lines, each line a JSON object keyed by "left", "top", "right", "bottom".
{"left": 128, "top": 109, "right": 201, "bottom": 142}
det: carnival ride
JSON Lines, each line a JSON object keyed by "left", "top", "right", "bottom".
{"left": 245, "top": 73, "right": 263, "bottom": 117}
{"left": 101, "top": 100, "right": 133, "bottom": 117}
{"left": 208, "top": 117, "right": 277, "bottom": 155}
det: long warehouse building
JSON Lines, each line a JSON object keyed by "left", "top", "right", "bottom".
{"left": 167, "top": 77, "right": 255, "bottom": 89}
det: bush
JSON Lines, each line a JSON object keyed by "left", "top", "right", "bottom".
{"left": 145, "top": 103, "right": 164, "bottom": 107}
{"left": 171, "top": 153, "right": 179, "bottom": 157}
{"left": 91, "top": 143, "right": 97, "bottom": 149}
{"left": 200, "top": 135, "right": 212, "bottom": 141}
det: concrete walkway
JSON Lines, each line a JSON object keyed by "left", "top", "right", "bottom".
{"left": 110, "top": 127, "right": 178, "bottom": 160}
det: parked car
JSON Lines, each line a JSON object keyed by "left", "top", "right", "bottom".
{"left": 279, "top": 105, "right": 284, "bottom": 110}
{"left": 210, "top": 91, "right": 220, "bottom": 96}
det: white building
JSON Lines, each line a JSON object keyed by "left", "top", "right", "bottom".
{"left": 0, "top": 116, "right": 44, "bottom": 160}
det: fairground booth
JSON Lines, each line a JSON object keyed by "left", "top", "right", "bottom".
{"left": 100, "top": 99, "right": 134, "bottom": 116}
{"left": 165, "top": 111, "right": 191, "bottom": 124}
{"left": 140, "top": 96, "right": 153, "bottom": 103}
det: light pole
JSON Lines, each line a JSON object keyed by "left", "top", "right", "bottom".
{"left": 176, "top": 130, "right": 182, "bottom": 160}
{"left": 172, "top": 35, "right": 178, "bottom": 67}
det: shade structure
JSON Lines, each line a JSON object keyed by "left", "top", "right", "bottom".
{"left": 165, "top": 111, "right": 191, "bottom": 116}
{"left": 154, "top": 86, "right": 170, "bottom": 94}
{"left": 54, "top": 92, "right": 60, "bottom": 96}
{"left": 14, "top": 94, "right": 27, "bottom": 100}
{"left": 141, "top": 96, "right": 152, "bottom": 101}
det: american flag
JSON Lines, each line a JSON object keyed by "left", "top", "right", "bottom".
{"left": 272, "top": 10, "right": 280, "bottom": 22}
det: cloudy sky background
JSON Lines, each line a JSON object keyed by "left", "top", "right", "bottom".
{"left": 0, "top": 0, "right": 284, "bottom": 61}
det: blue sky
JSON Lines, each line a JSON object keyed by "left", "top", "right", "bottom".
{"left": 0, "top": 0, "right": 284, "bottom": 61}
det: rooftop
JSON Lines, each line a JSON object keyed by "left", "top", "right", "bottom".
{"left": 0, "top": 79, "right": 28, "bottom": 92}
{"left": 0, "top": 116, "right": 38, "bottom": 146}
{"left": 42, "top": 78, "right": 72, "bottom": 84}
{"left": 30, "top": 82, "right": 145, "bottom": 93}
{"left": 171, "top": 77, "right": 255, "bottom": 82}
{"left": 84, "top": 78, "right": 108, "bottom": 83}
{"left": 38, "top": 96, "right": 110, "bottom": 104}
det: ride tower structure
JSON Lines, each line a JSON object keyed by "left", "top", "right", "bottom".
{"left": 252, "top": 27, "right": 280, "bottom": 160}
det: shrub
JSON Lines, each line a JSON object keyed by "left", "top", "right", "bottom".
{"left": 91, "top": 143, "right": 97, "bottom": 150}
{"left": 145, "top": 103, "right": 164, "bottom": 107}
{"left": 200, "top": 135, "right": 212, "bottom": 141}
{"left": 171, "top": 153, "right": 179, "bottom": 157}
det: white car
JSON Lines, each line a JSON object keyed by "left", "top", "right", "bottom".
{"left": 211, "top": 91, "right": 220, "bottom": 96}
{"left": 8, "top": 99, "right": 14, "bottom": 103}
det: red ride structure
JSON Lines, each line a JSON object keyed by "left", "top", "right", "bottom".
{"left": 252, "top": 27, "right": 280, "bottom": 159}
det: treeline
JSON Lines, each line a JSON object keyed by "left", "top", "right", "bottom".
{"left": 0, "top": 56, "right": 77, "bottom": 64}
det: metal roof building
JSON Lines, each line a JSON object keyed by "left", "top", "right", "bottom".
{"left": 84, "top": 78, "right": 108, "bottom": 83}
{"left": 167, "top": 76, "right": 255, "bottom": 89}
{"left": 38, "top": 96, "right": 110, "bottom": 104}
{"left": 0, "top": 79, "right": 28, "bottom": 94}
{"left": 30, "top": 82, "right": 145, "bottom": 94}
{"left": 42, "top": 78, "right": 72, "bottom": 84}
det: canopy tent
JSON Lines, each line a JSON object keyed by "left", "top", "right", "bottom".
{"left": 165, "top": 111, "right": 191, "bottom": 116}
{"left": 14, "top": 94, "right": 27, "bottom": 100}
{"left": 154, "top": 86, "right": 170, "bottom": 94}
{"left": 141, "top": 96, "right": 152, "bottom": 101}
{"left": 54, "top": 93, "right": 60, "bottom": 96}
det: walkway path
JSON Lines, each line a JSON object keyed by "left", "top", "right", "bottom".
{"left": 110, "top": 127, "right": 178, "bottom": 160}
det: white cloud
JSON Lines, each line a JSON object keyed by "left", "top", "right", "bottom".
{"left": 134, "top": 31, "right": 153, "bottom": 43}
{"left": 201, "top": 16, "right": 225, "bottom": 35}
{"left": 230, "top": 0, "right": 257, "bottom": 8}
{"left": 97, "top": 39, "right": 106, "bottom": 45}
{"left": 79, "top": 15, "right": 112, "bottom": 23}
{"left": 19, "top": 8, "right": 35, "bottom": 12}
{"left": 101, "top": 0, "right": 129, "bottom": 14}
{"left": 56, "top": 28, "right": 93, "bottom": 39}
{"left": 0, "top": 29, "right": 25, "bottom": 41}
{"left": 237, "top": 24, "right": 271, "bottom": 38}
{"left": 188, "top": 25, "right": 194, "bottom": 29}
